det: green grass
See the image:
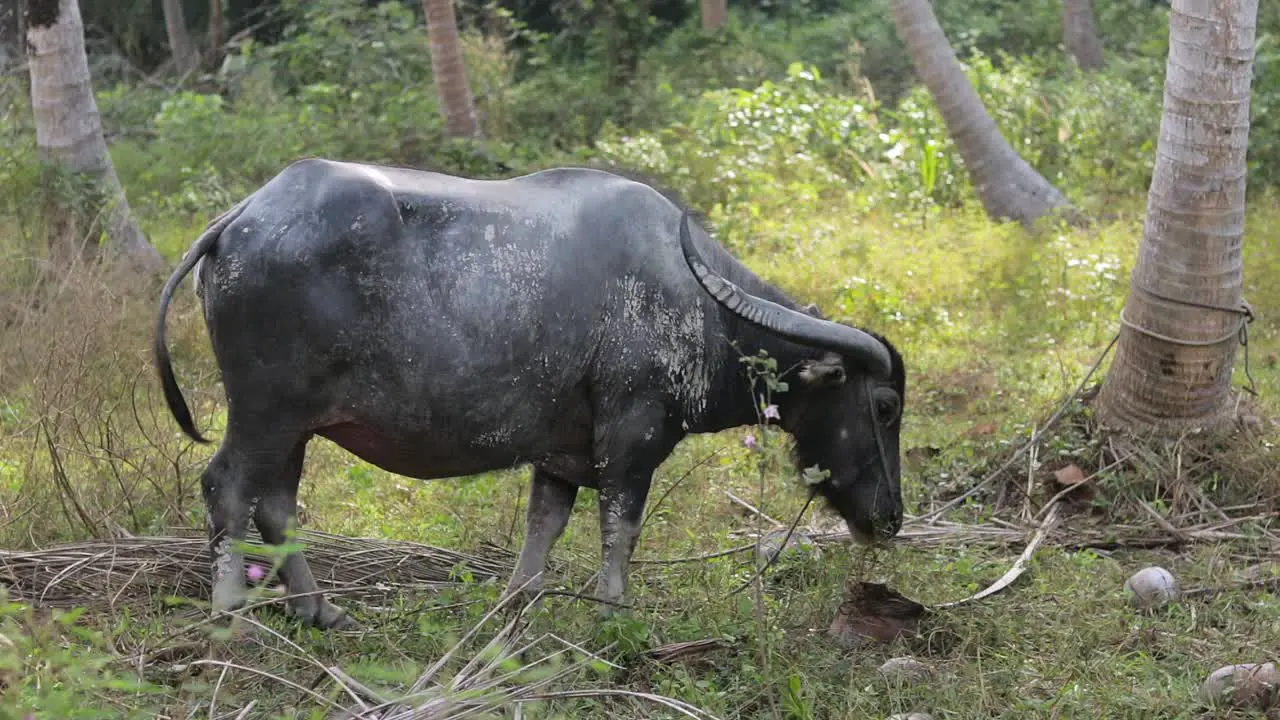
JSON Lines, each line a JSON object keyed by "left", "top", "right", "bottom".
{"left": 1, "top": 196, "right": 1278, "bottom": 718}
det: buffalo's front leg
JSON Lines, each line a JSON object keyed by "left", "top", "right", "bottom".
{"left": 592, "top": 406, "right": 679, "bottom": 611}
{"left": 504, "top": 468, "right": 579, "bottom": 600}
{"left": 596, "top": 478, "right": 653, "bottom": 608}
{"left": 252, "top": 437, "right": 353, "bottom": 630}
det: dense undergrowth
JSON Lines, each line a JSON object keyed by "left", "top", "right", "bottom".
{"left": 1, "top": 0, "right": 1278, "bottom": 718}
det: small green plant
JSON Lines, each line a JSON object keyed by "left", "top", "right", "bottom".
{"left": 0, "top": 594, "right": 165, "bottom": 718}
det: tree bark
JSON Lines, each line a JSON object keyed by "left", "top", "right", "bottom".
{"left": 702, "top": 0, "right": 726, "bottom": 30}
{"left": 209, "top": 0, "right": 223, "bottom": 69}
{"left": 1, "top": 0, "right": 20, "bottom": 72}
{"left": 421, "top": 0, "right": 480, "bottom": 138}
{"left": 25, "top": 0, "right": 163, "bottom": 272}
{"left": 161, "top": 0, "right": 198, "bottom": 76}
{"left": 1062, "top": 0, "right": 1104, "bottom": 71}
{"left": 1094, "top": 0, "right": 1258, "bottom": 433}
{"left": 890, "top": 0, "right": 1074, "bottom": 225}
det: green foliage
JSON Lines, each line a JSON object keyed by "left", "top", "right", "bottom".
{"left": 596, "top": 52, "right": 1162, "bottom": 239}
{"left": 1247, "top": 28, "right": 1280, "bottom": 187}
{"left": 0, "top": 596, "right": 165, "bottom": 718}
{"left": 597, "top": 64, "right": 885, "bottom": 236}
{"left": 261, "top": 0, "right": 431, "bottom": 93}
{"left": 891, "top": 49, "right": 1163, "bottom": 201}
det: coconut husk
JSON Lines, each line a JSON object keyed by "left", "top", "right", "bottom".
{"left": 828, "top": 581, "right": 928, "bottom": 647}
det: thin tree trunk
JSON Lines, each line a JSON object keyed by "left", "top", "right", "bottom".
{"left": 25, "top": 0, "right": 163, "bottom": 272}
{"left": 209, "top": 0, "right": 223, "bottom": 69}
{"left": 1, "top": 0, "right": 20, "bottom": 72}
{"left": 161, "top": 0, "right": 198, "bottom": 76}
{"left": 890, "top": 0, "right": 1074, "bottom": 225}
{"left": 702, "top": 0, "right": 726, "bottom": 30}
{"left": 422, "top": 0, "right": 480, "bottom": 138}
{"left": 1094, "top": 0, "right": 1258, "bottom": 433}
{"left": 1062, "top": 0, "right": 1104, "bottom": 70}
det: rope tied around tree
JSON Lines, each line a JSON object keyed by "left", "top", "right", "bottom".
{"left": 1120, "top": 282, "right": 1258, "bottom": 396}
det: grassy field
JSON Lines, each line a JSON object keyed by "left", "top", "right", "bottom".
{"left": 1, "top": 186, "right": 1277, "bottom": 719}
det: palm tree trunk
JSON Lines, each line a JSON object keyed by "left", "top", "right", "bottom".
{"left": 421, "top": 0, "right": 480, "bottom": 138}
{"left": 1062, "top": 0, "right": 1104, "bottom": 70}
{"left": 890, "top": 0, "right": 1074, "bottom": 225}
{"left": 702, "top": 0, "right": 726, "bottom": 30}
{"left": 209, "top": 0, "right": 223, "bottom": 69}
{"left": 25, "top": 0, "right": 163, "bottom": 272}
{"left": 1094, "top": 0, "right": 1258, "bottom": 433}
{"left": 161, "top": 0, "right": 198, "bottom": 76}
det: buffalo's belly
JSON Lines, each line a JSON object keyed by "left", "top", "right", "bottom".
{"left": 312, "top": 393, "right": 595, "bottom": 482}
{"left": 314, "top": 421, "right": 523, "bottom": 479}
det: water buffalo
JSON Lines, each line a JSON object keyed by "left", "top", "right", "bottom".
{"left": 154, "top": 158, "right": 905, "bottom": 629}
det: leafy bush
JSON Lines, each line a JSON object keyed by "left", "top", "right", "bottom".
{"left": 0, "top": 597, "right": 164, "bottom": 718}
{"left": 1247, "top": 28, "right": 1280, "bottom": 188}
{"left": 596, "top": 64, "right": 891, "bottom": 243}
{"left": 902, "top": 50, "right": 1162, "bottom": 200}
{"left": 595, "top": 51, "right": 1163, "bottom": 235}
{"left": 103, "top": 0, "right": 542, "bottom": 217}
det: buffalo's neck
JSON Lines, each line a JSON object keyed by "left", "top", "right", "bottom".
{"left": 684, "top": 249, "right": 823, "bottom": 435}
{"left": 691, "top": 322, "right": 819, "bottom": 435}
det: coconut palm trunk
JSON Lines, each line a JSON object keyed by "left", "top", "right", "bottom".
{"left": 1094, "top": 0, "right": 1258, "bottom": 433}
{"left": 25, "top": 0, "right": 162, "bottom": 272}
{"left": 1062, "top": 0, "right": 1104, "bottom": 70}
{"left": 209, "top": 0, "right": 223, "bottom": 68}
{"left": 421, "top": 0, "right": 480, "bottom": 138}
{"left": 702, "top": 0, "right": 726, "bottom": 30}
{"left": 890, "top": 0, "right": 1073, "bottom": 225}
{"left": 161, "top": 0, "right": 198, "bottom": 76}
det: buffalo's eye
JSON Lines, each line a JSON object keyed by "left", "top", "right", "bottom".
{"left": 873, "top": 389, "right": 901, "bottom": 425}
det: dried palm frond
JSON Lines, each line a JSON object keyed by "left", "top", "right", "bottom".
{"left": 0, "top": 528, "right": 515, "bottom": 611}
{"left": 319, "top": 587, "right": 723, "bottom": 720}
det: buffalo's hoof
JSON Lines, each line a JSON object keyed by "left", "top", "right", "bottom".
{"left": 211, "top": 580, "right": 248, "bottom": 616}
{"left": 286, "top": 596, "right": 356, "bottom": 630}
{"left": 502, "top": 577, "right": 545, "bottom": 608}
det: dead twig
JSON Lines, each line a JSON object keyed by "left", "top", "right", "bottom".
{"left": 934, "top": 501, "right": 1064, "bottom": 609}
{"left": 911, "top": 332, "right": 1119, "bottom": 526}
{"left": 724, "top": 490, "right": 783, "bottom": 527}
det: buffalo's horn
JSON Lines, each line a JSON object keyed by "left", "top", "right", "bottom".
{"left": 677, "top": 211, "right": 893, "bottom": 378}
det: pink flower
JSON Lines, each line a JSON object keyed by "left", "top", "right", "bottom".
{"left": 246, "top": 564, "right": 266, "bottom": 583}
{"left": 763, "top": 404, "right": 781, "bottom": 421}
{"left": 744, "top": 433, "right": 757, "bottom": 450}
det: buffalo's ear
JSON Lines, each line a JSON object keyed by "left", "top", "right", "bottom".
{"left": 799, "top": 353, "right": 846, "bottom": 387}
{"left": 802, "top": 302, "right": 822, "bottom": 318}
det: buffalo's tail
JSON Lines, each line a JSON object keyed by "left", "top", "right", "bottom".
{"left": 153, "top": 198, "right": 252, "bottom": 444}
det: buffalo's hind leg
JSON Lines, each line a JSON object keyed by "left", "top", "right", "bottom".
{"left": 202, "top": 426, "right": 348, "bottom": 629}
{"left": 201, "top": 427, "right": 290, "bottom": 617}
{"left": 252, "top": 436, "right": 353, "bottom": 630}
{"left": 504, "top": 468, "right": 580, "bottom": 602}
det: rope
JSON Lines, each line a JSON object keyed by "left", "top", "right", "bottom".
{"left": 1117, "top": 308, "right": 1243, "bottom": 347}
{"left": 1120, "top": 283, "right": 1257, "bottom": 396}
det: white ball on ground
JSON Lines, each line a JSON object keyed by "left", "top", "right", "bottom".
{"left": 1199, "top": 662, "right": 1279, "bottom": 709}
{"left": 887, "top": 713, "right": 935, "bottom": 720}
{"left": 877, "top": 656, "right": 935, "bottom": 686}
{"left": 1123, "top": 566, "right": 1181, "bottom": 609}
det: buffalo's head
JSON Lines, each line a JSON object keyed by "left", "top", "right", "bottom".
{"left": 784, "top": 346, "right": 905, "bottom": 542}
{"left": 677, "top": 212, "right": 905, "bottom": 543}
